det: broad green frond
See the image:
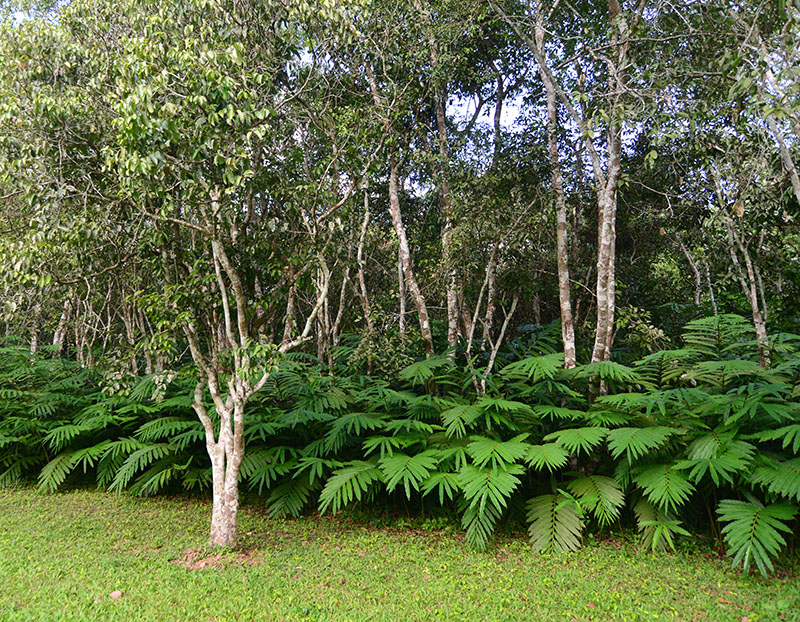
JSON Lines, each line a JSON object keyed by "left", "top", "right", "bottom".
{"left": 458, "top": 463, "right": 524, "bottom": 516}
{"left": 544, "top": 427, "right": 608, "bottom": 456}
{"left": 267, "top": 477, "right": 317, "bottom": 518}
{"left": 717, "top": 499, "right": 797, "bottom": 577}
{"left": 399, "top": 356, "right": 452, "bottom": 385}
{"left": 526, "top": 494, "right": 583, "bottom": 554}
{"left": 530, "top": 405, "right": 583, "bottom": 421}
{"left": 525, "top": 443, "right": 569, "bottom": 472}
{"left": 576, "top": 361, "right": 643, "bottom": 384}
{"left": 634, "top": 464, "right": 695, "bottom": 513}
{"left": 607, "top": 427, "right": 673, "bottom": 463}
{"left": 753, "top": 424, "right": 800, "bottom": 454}
{"left": 750, "top": 458, "right": 800, "bottom": 502}
{"left": 466, "top": 434, "right": 528, "bottom": 469}
{"left": 318, "top": 460, "right": 383, "bottom": 514}
{"left": 421, "top": 470, "right": 461, "bottom": 505}
{"left": 634, "top": 497, "right": 689, "bottom": 552}
{"left": 135, "top": 417, "right": 199, "bottom": 442}
{"left": 108, "top": 444, "right": 173, "bottom": 492}
{"left": 37, "top": 452, "right": 77, "bottom": 492}
{"left": 441, "top": 404, "right": 482, "bottom": 439}
{"left": 567, "top": 475, "right": 624, "bottom": 527}
{"left": 379, "top": 451, "right": 439, "bottom": 499}
{"left": 461, "top": 499, "right": 503, "bottom": 550}
{"left": 499, "top": 353, "right": 564, "bottom": 382}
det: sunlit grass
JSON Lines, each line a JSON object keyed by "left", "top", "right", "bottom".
{"left": 0, "top": 486, "right": 797, "bottom": 621}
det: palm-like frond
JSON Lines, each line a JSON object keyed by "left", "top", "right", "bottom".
{"left": 544, "top": 427, "right": 608, "bottom": 456}
{"left": 526, "top": 493, "right": 583, "bottom": 553}
{"left": 567, "top": 475, "right": 624, "bottom": 526}
{"left": 379, "top": 451, "right": 439, "bottom": 498}
{"left": 466, "top": 434, "right": 528, "bottom": 469}
{"left": 717, "top": 499, "right": 797, "bottom": 577}
{"left": 750, "top": 458, "right": 800, "bottom": 502}
{"left": 524, "top": 444, "right": 569, "bottom": 472}
{"left": 606, "top": 427, "right": 673, "bottom": 463}
{"left": 318, "top": 460, "right": 383, "bottom": 514}
{"left": 634, "top": 464, "right": 695, "bottom": 513}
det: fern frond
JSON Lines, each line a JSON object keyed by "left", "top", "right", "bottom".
{"left": 750, "top": 458, "right": 800, "bottom": 502}
{"left": 421, "top": 470, "right": 461, "bottom": 505}
{"left": 380, "top": 451, "right": 439, "bottom": 499}
{"left": 753, "top": 425, "right": 800, "bottom": 454}
{"left": 441, "top": 404, "right": 482, "bottom": 439}
{"left": 499, "top": 353, "right": 564, "bottom": 382}
{"left": 526, "top": 494, "right": 583, "bottom": 554}
{"left": 466, "top": 434, "right": 528, "bottom": 469}
{"left": 567, "top": 475, "right": 624, "bottom": 526}
{"left": 544, "top": 427, "right": 608, "bottom": 456}
{"left": 399, "top": 356, "right": 453, "bottom": 385}
{"left": 37, "top": 452, "right": 77, "bottom": 492}
{"left": 318, "top": 460, "right": 383, "bottom": 514}
{"left": 524, "top": 443, "right": 569, "bottom": 472}
{"left": 606, "top": 427, "right": 673, "bottom": 463}
{"left": 634, "top": 497, "right": 689, "bottom": 552}
{"left": 717, "top": 499, "right": 797, "bottom": 577}
{"left": 108, "top": 444, "right": 173, "bottom": 492}
{"left": 267, "top": 476, "right": 317, "bottom": 518}
{"left": 634, "top": 464, "right": 695, "bottom": 513}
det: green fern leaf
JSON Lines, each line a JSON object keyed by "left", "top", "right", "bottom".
{"left": 525, "top": 444, "right": 569, "bottom": 472}
{"left": 380, "top": 451, "right": 439, "bottom": 499}
{"left": 634, "top": 497, "right": 689, "bottom": 552}
{"left": 466, "top": 434, "right": 528, "bottom": 469}
{"left": 717, "top": 499, "right": 797, "bottom": 577}
{"left": 606, "top": 427, "right": 673, "bottom": 463}
{"left": 421, "top": 470, "right": 461, "bottom": 505}
{"left": 500, "top": 353, "right": 564, "bottom": 382}
{"left": 108, "top": 444, "right": 173, "bottom": 492}
{"left": 634, "top": 464, "right": 695, "bottom": 513}
{"left": 37, "top": 452, "right": 77, "bottom": 492}
{"left": 526, "top": 494, "right": 583, "bottom": 553}
{"left": 318, "top": 460, "right": 383, "bottom": 514}
{"left": 544, "top": 427, "right": 608, "bottom": 456}
{"left": 441, "top": 404, "right": 482, "bottom": 439}
{"left": 567, "top": 475, "right": 624, "bottom": 526}
{"left": 267, "top": 477, "right": 317, "bottom": 518}
{"left": 750, "top": 458, "right": 800, "bottom": 502}
{"left": 754, "top": 425, "right": 800, "bottom": 454}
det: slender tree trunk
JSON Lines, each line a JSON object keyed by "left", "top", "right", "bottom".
{"left": 52, "top": 299, "right": 71, "bottom": 357}
{"left": 387, "top": 153, "right": 433, "bottom": 354}
{"left": 536, "top": 20, "right": 576, "bottom": 368}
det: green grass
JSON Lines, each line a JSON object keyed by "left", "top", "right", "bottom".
{"left": 0, "top": 487, "right": 798, "bottom": 621}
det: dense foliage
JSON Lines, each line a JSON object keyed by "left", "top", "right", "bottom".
{"left": 3, "top": 314, "right": 799, "bottom": 576}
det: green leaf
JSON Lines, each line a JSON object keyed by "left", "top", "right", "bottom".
{"left": 526, "top": 494, "right": 583, "bottom": 554}
{"left": 524, "top": 444, "right": 569, "bottom": 472}
{"left": 634, "top": 464, "right": 695, "bottom": 513}
{"left": 567, "top": 475, "right": 624, "bottom": 526}
{"left": 379, "top": 451, "right": 439, "bottom": 499}
{"left": 318, "top": 460, "right": 383, "bottom": 514}
{"left": 717, "top": 499, "right": 797, "bottom": 577}
{"left": 544, "top": 427, "right": 608, "bottom": 456}
{"left": 606, "top": 427, "right": 673, "bottom": 463}
{"left": 466, "top": 434, "right": 528, "bottom": 469}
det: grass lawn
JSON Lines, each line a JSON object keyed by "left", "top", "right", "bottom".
{"left": 0, "top": 486, "right": 797, "bottom": 621}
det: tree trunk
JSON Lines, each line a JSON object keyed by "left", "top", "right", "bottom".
{"left": 387, "top": 153, "right": 433, "bottom": 354}
{"left": 537, "top": 21, "right": 576, "bottom": 368}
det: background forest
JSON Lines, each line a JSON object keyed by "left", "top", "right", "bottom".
{"left": 1, "top": 0, "right": 799, "bottom": 577}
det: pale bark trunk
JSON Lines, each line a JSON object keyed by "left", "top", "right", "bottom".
{"left": 52, "top": 299, "right": 71, "bottom": 357}
{"left": 537, "top": 20, "right": 576, "bottom": 368}
{"left": 675, "top": 234, "right": 702, "bottom": 307}
{"left": 30, "top": 302, "right": 41, "bottom": 355}
{"left": 726, "top": 218, "right": 770, "bottom": 366}
{"left": 356, "top": 194, "right": 373, "bottom": 335}
{"left": 388, "top": 153, "right": 433, "bottom": 355}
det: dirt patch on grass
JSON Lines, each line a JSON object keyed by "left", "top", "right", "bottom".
{"left": 175, "top": 547, "right": 263, "bottom": 571}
